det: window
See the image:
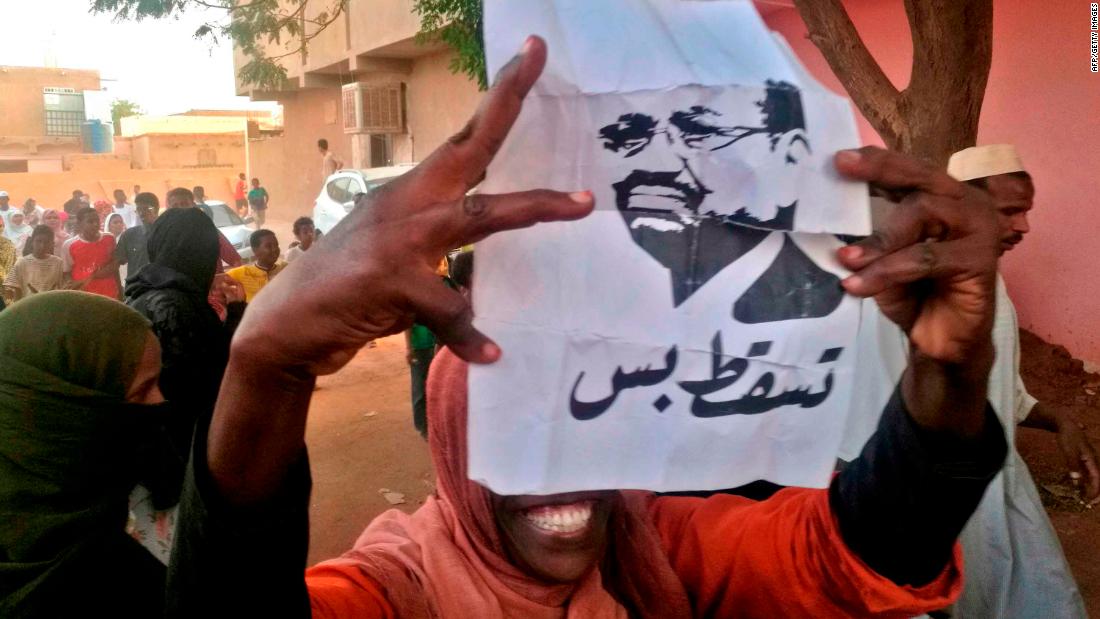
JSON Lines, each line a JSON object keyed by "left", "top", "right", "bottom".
{"left": 364, "top": 177, "right": 398, "bottom": 193}
{"left": 326, "top": 177, "right": 352, "bottom": 203}
{"left": 45, "top": 110, "right": 85, "bottom": 136}
{"left": 346, "top": 178, "right": 364, "bottom": 199}
{"left": 206, "top": 203, "right": 244, "bottom": 228}
{"left": 369, "top": 134, "right": 393, "bottom": 167}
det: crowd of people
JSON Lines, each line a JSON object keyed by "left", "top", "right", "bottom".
{"left": 0, "top": 177, "right": 277, "bottom": 309}
{"left": 0, "top": 36, "right": 1095, "bottom": 619}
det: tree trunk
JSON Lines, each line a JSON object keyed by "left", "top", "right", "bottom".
{"left": 792, "top": 0, "right": 993, "bottom": 166}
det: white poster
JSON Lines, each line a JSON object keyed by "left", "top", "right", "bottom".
{"left": 469, "top": 0, "right": 870, "bottom": 495}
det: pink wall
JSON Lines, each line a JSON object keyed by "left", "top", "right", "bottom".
{"left": 765, "top": 1, "right": 1100, "bottom": 365}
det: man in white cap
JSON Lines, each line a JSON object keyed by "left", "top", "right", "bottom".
{"left": 939, "top": 144, "right": 1092, "bottom": 618}
{"left": 0, "top": 191, "right": 11, "bottom": 231}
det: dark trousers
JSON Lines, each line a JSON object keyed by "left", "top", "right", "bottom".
{"left": 410, "top": 347, "right": 436, "bottom": 438}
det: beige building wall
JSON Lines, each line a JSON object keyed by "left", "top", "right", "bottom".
{"left": 130, "top": 133, "right": 245, "bottom": 171}
{"left": 0, "top": 160, "right": 244, "bottom": 211}
{"left": 245, "top": 49, "right": 480, "bottom": 223}
{"left": 0, "top": 66, "right": 101, "bottom": 138}
{"left": 232, "top": 1, "right": 480, "bottom": 222}
{"left": 398, "top": 51, "right": 481, "bottom": 164}
{"left": 121, "top": 115, "right": 249, "bottom": 137}
{"left": 247, "top": 136, "right": 295, "bottom": 220}
{"left": 235, "top": 0, "right": 424, "bottom": 95}
{"left": 247, "top": 88, "right": 354, "bottom": 222}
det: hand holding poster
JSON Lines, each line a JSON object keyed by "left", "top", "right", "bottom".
{"left": 470, "top": 0, "right": 870, "bottom": 495}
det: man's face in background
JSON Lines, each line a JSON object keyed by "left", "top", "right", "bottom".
{"left": 136, "top": 202, "right": 159, "bottom": 225}
{"left": 167, "top": 195, "right": 194, "bottom": 210}
{"left": 984, "top": 173, "right": 1034, "bottom": 254}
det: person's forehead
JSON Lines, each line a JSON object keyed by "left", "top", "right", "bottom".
{"left": 985, "top": 173, "right": 1034, "bottom": 200}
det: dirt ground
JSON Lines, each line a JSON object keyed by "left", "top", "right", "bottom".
{"left": 303, "top": 335, "right": 434, "bottom": 565}
{"left": 1017, "top": 329, "right": 1100, "bottom": 615}
{"left": 302, "top": 328, "right": 1100, "bottom": 612}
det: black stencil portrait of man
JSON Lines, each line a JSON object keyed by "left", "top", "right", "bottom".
{"left": 598, "top": 80, "right": 843, "bottom": 319}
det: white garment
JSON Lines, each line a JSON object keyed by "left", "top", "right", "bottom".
{"left": 4, "top": 221, "right": 32, "bottom": 253}
{"left": 840, "top": 297, "right": 908, "bottom": 461}
{"left": 840, "top": 277, "right": 1085, "bottom": 618}
{"left": 952, "top": 276, "right": 1085, "bottom": 618}
{"left": 112, "top": 204, "right": 139, "bottom": 229}
{"left": 126, "top": 485, "right": 177, "bottom": 566}
{"left": 285, "top": 245, "right": 305, "bottom": 263}
{"left": 61, "top": 236, "right": 77, "bottom": 272}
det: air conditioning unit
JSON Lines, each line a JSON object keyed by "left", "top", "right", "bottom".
{"left": 342, "top": 82, "right": 406, "bottom": 135}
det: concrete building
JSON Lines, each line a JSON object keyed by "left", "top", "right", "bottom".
{"left": 0, "top": 102, "right": 267, "bottom": 209}
{"left": 234, "top": 0, "right": 481, "bottom": 219}
{"left": 0, "top": 66, "right": 103, "bottom": 173}
{"left": 120, "top": 114, "right": 250, "bottom": 171}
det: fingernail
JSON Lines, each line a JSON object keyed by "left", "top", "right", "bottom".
{"left": 569, "top": 191, "right": 593, "bottom": 204}
{"left": 843, "top": 275, "right": 863, "bottom": 290}
{"left": 482, "top": 341, "right": 501, "bottom": 360}
{"left": 840, "top": 245, "right": 863, "bottom": 260}
{"left": 836, "top": 150, "right": 862, "bottom": 166}
{"left": 521, "top": 36, "right": 535, "bottom": 55}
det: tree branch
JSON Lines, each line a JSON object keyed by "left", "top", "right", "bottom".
{"left": 792, "top": 0, "right": 904, "bottom": 146}
{"left": 900, "top": 0, "right": 992, "bottom": 163}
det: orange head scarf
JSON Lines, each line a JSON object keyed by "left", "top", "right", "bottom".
{"left": 327, "top": 349, "right": 692, "bottom": 618}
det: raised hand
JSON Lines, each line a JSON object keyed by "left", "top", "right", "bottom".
{"left": 835, "top": 147, "right": 1000, "bottom": 436}
{"left": 835, "top": 147, "right": 1000, "bottom": 364}
{"left": 231, "top": 36, "right": 593, "bottom": 377}
{"left": 209, "top": 36, "right": 593, "bottom": 503}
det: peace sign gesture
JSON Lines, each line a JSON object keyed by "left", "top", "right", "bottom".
{"left": 232, "top": 36, "right": 594, "bottom": 377}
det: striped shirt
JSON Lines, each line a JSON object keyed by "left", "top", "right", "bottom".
{"left": 3, "top": 254, "right": 64, "bottom": 298}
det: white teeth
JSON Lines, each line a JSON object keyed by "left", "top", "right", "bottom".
{"left": 524, "top": 503, "right": 594, "bottom": 534}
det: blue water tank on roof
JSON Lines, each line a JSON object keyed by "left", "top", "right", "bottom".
{"left": 81, "top": 120, "right": 114, "bottom": 154}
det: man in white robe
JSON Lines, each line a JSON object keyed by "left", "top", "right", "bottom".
{"left": 843, "top": 144, "right": 1094, "bottom": 618}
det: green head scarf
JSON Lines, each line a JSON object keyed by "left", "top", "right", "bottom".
{"left": 0, "top": 291, "right": 159, "bottom": 615}
{"left": 0, "top": 290, "right": 151, "bottom": 397}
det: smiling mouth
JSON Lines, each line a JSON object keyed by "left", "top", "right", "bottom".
{"left": 522, "top": 500, "right": 595, "bottom": 537}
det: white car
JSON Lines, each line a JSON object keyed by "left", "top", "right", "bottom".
{"left": 200, "top": 200, "right": 255, "bottom": 263}
{"left": 312, "top": 164, "right": 417, "bottom": 235}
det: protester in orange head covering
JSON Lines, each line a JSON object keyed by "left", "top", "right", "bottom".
{"left": 313, "top": 349, "right": 692, "bottom": 619}
{"left": 298, "top": 349, "right": 975, "bottom": 619}
{"left": 170, "top": 350, "right": 996, "bottom": 619}
{"left": 166, "top": 36, "right": 1008, "bottom": 619}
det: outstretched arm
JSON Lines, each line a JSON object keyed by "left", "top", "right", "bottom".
{"left": 165, "top": 36, "right": 594, "bottom": 618}
{"left": 654, "top": 148, "right": 1007, "bottom": 616}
